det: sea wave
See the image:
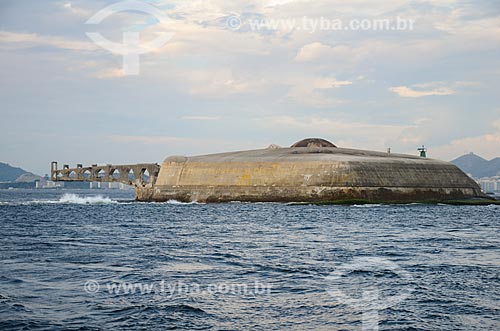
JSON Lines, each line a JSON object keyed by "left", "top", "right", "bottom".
{"left": 165, "top": 199, "right": 203, "bottom": 205}
{"left": 352, "top": 204, "right": 384, "bottom": 208}
{"left": 0, "top": 194, "right": 118, "bottom": 205}
{"left": 57, "top": 193, "right": 117, "bottom": 204}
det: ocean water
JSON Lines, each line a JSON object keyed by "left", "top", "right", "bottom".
{"left": 0, "top": 189, "right": 499, "bottom": 330}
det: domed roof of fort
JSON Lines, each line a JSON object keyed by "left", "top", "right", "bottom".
{"left": 291, "top": 138, "right": 337, "bottom": 148}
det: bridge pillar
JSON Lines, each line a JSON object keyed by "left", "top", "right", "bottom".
{"left": 51, "top": 162, "right": 160, "bottom": 188}
{"left": 51, "top": 162, "right": 58, "bottom": 180}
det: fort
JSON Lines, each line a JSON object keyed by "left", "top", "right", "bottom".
{"left": 51, "top": 138, "right": 487, "bottom": 203}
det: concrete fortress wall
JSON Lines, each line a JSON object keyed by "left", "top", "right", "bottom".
{"left": 150, "top": 143, "right": 484, "bottom": 203}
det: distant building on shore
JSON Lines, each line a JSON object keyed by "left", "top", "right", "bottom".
{"left": 35, "top": 178, "right": 64, "bottom": 189}
{"left": 477, "top": 177, "right": 500, "bottom": 193}
{"left": 35, "top": 177, "right": 132, "bottom": 190}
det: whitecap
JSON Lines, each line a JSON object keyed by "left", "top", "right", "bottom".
{"left": 352, "top": 204, "right": 384, "bottom": 208}
{"left": 165, "top": 199, "right": 202, "bottom": 205}
{"left": 57, "top": 193, "right": 117, "bottom": 204}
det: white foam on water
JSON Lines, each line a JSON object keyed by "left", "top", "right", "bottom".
{"left": 1, "top": 194, "right": 117, "bottom": 206}
{"left": 352, "top": 204, "right": 384, "bottom": 208}
{"left": 57, "top": 193, "right": 117, "bottom": 204}
{"left": 165, "top": 199, "right": 202, "bottom": 205}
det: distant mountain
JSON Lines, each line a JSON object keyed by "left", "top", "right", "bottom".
{"left": 15, "top": 173, "right": 42, "bottom": 183}
{"left": 0, "top": 162, "right": 41, "bottom": 183}
{"left": 451, "top": 153, "right": 500, "bottom": 178}
{"left": 0, "top": 162, "right": 29, "bottom": 182}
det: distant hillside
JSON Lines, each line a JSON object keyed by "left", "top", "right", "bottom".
{"left": 0, "top": 162, "right": 29, "bottom": 182}
{"left": 451, "top": 153, "right": 500, "bottom": 178}
{"left": 15, "top": 173, "right": 42, "bottom": 183}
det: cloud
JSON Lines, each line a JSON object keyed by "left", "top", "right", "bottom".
{"left": 295, "top": 42, "right": 354, "bottom": 62}
{"left": 389, "top": 85, "right": 455, "bottom": 98}
{"left": 295, "top": 42, "right": 331, "bottom": 62}
{"left": 0, "top": 31, "right": 97, "bottom": 51}
{"left": 62, "top": 2, "right": 93, "bottom": 17}
{"left": 285, "top": 76, "right": 352, "bottom": 107}
{"left": 182, "top": 116, "right": 220, "bottom": 120}
{"left": 261, "top": 115, "right": 411, "bottom": 133}
{"left": 170, "top": 67, "right": 270, "bottom": 97}
{"left": 431, "top": 132, "right": 500, "bottom": 160}
{"left": 106, "top": 135, "right": 263, "bottom": 155}
{"left": 93, "top": 68, "right": 125, "bottom": 79}
{"left": 108, "top": 135, "right": 195, "bottom": 145}
{"left": 259, "top": 115, "right": 414, "bottom": 149}
{"left": 389, "top": 81, "right": 482, "bottom": 98}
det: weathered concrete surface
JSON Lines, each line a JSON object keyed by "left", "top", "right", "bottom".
{"left": 151, "top": 144, "right": 484, "bottom": 203}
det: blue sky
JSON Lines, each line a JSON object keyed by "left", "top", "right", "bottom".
{"left": 0, "top": 0, "right": 499, "bottom": 175}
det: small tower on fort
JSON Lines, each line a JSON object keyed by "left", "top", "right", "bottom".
{"left": 418, "top": 145, "right": 427, "bottom": 158}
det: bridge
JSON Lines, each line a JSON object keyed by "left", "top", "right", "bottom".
{"left": 50, "top": 162, "right": 160, "bottom": 187}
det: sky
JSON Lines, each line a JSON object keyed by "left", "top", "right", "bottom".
{"left": 0, "top": 0, "right": 499, "bottom": 175}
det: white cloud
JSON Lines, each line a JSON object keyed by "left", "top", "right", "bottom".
{"left": 262, "top": 0, "right": 410, "bottom": 16}
{"left": 109, "top": 135, "right": 196, "bottom": 145}
{"left": 259, "top": 115, "right": 414, "bottom": 149}
{"left": 62, "top": 2, "right": 93, "bottom": 17}
{"left": 107, "top": 135, "right": 262, "bottom": 155}
{"left": 295, "top": 42, "right": 354, "bottom": 62}
{"left": 431, "top": 132, "right": 500, "bottom": 161}
{"left": 169, "top": 67, "right": 270, "bottom": 97}
{"left": 0, "top": 31, "right": 97, "bottom": 51}
{"left": 182, "top": 116, "right": 220, "bottom": 121}
{"left": 93, "top": 68, "right": 125, "bottom": 79}
{"left": 389, "top": 85, "right": 455, "bottom": 98}
{"left": 285, "top": 76, "right": 352, "bottom": 107}
{"left": 389, "top": 81, "right": 481, "bottom": 98}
